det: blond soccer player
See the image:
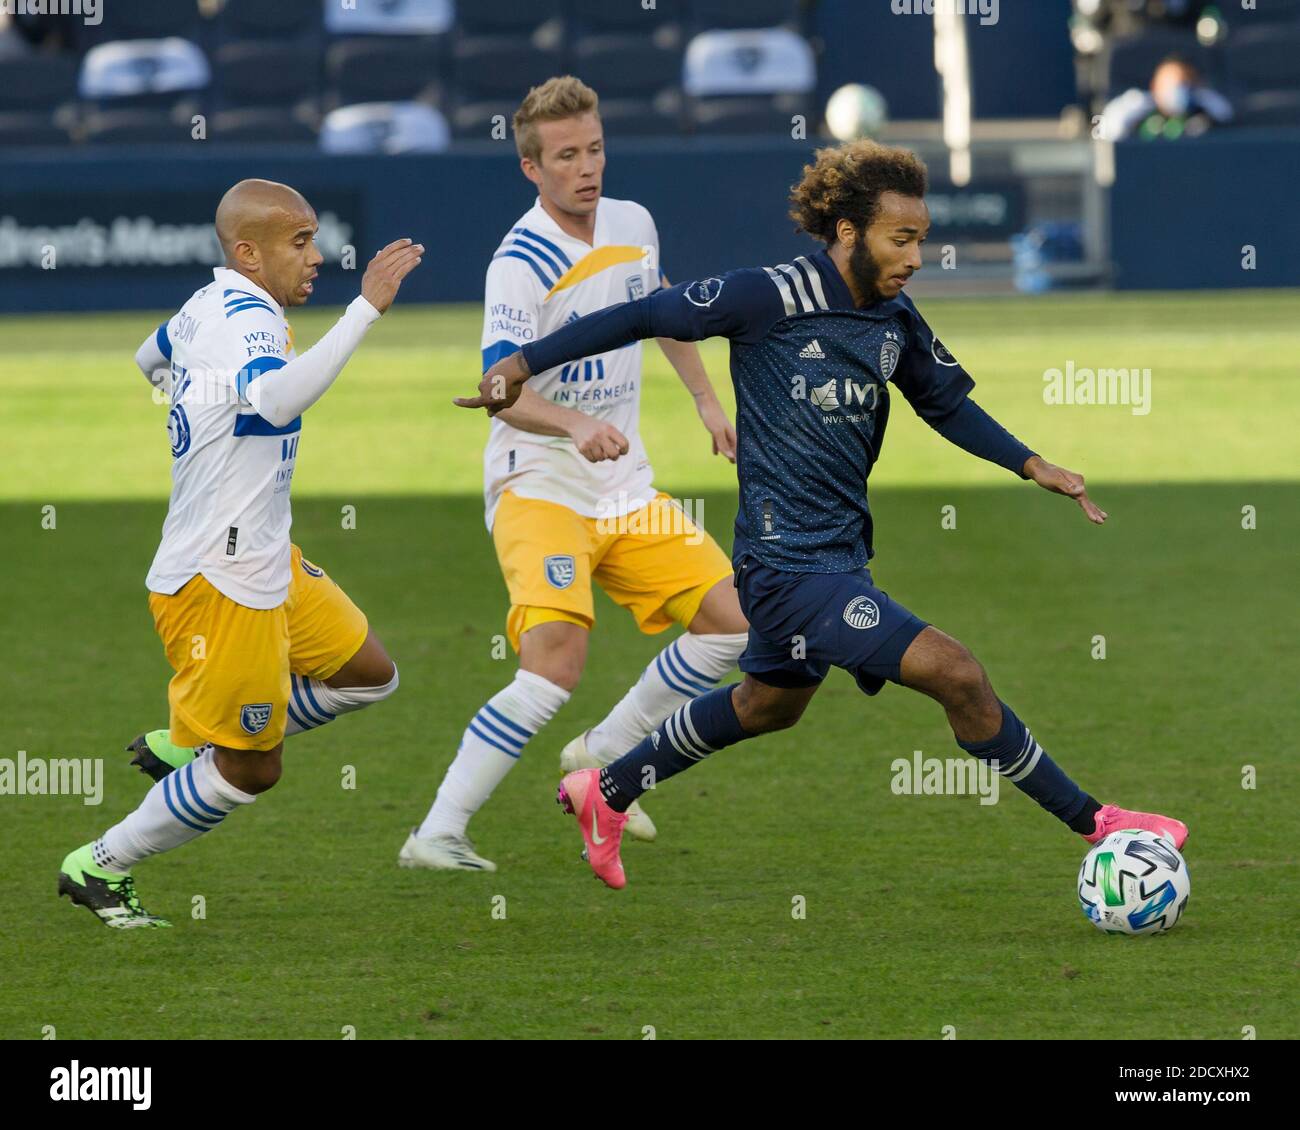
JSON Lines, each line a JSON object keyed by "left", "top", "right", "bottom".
{"left": 58, "top": 180, "right": 422, "bottom": 927}
{"left": 401, "top": 77, "right": 749, "bottom": 872}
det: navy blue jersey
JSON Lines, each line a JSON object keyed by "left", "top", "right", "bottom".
{"left": 521, "top": 248, "right": 1033, "bottom": 573}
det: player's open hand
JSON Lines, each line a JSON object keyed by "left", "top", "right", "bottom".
{"left": 568, "top": 415, "right": 630, "bottom": 463}
{"left": 455, "top": 351, "right": 531, "bottom": 414}
{"left": 1024, "top": 455, "right": 1108, "bottom": 524}
{"left": 361, "top": 238, "right": 424, "bottom": 314}
{"left": 697, "top": 394, "right": 737, "bottom": 463}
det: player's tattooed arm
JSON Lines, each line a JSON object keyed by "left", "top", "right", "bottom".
{"left": 1022, "top": 454, "right": 1109, "bottom": 525}
{"left": 456, "top": 349, "right": 532, "bottom": 414}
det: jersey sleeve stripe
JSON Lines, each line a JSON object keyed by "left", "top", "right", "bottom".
{"left": 777, "top": 263, "right": 814, "bottom": 313}
{"left": 506, "top": 237, "right": 565, "bottom": 279}
{"left": 763, "top": 266, "right": 797, "bottom": 316}
{"left": 482, "top": 339, "right": 521, "bottom": 373}
{"left": 512, "top": 226, "right": 573, "bottom": 269}
{"left": 235, "top": 354, "right": 287, "bottom": 397}
{"left": 225, "top": 300, "right": 278, "bottom": 318}
{"left": 794, "top": 256, "right": 829, "bottom": 309}
{"left": 155, "top": 321, "right": 172, "bottom": 360}
{"left": 233, "top": 412, "right": 301, "bottom": 437}
{"left": 492, "top": 249, "right": 555, "bottom": 289}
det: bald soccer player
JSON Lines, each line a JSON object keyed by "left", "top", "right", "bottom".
{"left": 58, "top": 180, "right": 423, "bottom": 928}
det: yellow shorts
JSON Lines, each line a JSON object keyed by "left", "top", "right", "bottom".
{"left": 148, "top": 544, "right": 370, "bottom": 751}
{"left": 493, "top": 490, "right": 734, "bottom": 651}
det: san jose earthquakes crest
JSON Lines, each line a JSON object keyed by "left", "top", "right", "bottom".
{"left": 544, "top": 554, "right": 576, "bottom": 590}
{"left": 240, "top": 703, "right": 273, "bottom": 734}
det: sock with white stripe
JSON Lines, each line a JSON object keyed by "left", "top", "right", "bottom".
{"left": 417, "top": 669, "right": 570, "bottom": 840}
{"left": 284, "top": 666, "right": 399, "bottom": 735}
{"left": 598, "top": 684, "right": 749, "bottom": 812}
{"left": 91, "top": 747, "right": 256, "bottom": 874}
{"left": 956, "top": 700, "right": 1098, "bottom": 830}
{"left": 585, "top": 632, "right": 747, "bottom": 764}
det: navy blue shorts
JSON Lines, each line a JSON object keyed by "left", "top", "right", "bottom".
{"left": 734, "top": 558, "right": 929, "bottom": 696}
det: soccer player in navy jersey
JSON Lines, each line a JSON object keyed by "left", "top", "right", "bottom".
{"left": 457, "top": 141, "right": 1189, "bottom": 889}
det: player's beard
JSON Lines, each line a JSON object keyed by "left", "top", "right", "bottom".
{"left": 848, "top": 230, "right": 888, "bottom": 306}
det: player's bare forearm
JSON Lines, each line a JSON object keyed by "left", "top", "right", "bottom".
{"left": 495, "top": 384, "right": 583, "bottom": 438}
{"left": 656, "top": 336, "right": 737, "bottom": 462}
{"left": 1022, "top": 454, "right": 1109, "bottom": 524}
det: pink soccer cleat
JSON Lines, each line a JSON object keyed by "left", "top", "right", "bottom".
{"left": 556, "top": 768, "right": 629, "bottom": 889}
{"left": 1082, "top": 803, "right": 1188, "bottom": 850}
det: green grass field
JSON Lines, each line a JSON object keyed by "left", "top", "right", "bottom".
{"left": 1, "top": 293, "right": 1296, "bottom": 1040}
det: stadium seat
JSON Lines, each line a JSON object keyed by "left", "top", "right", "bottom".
{"left": 691, "top": 0, "right": 800, "bottom": 31}
{"left": 79, "top": 0, "right": 203, "bottom": 45}
{"left": 567, "top": 0, "right": 685, "bottom": 32}
{"left": 1232, "top": 89, "right": 1300, "bottom": 127}
{"left": 217, "top": 0, "right": 323, "bottom": 40}
{"left": 78, "top": 108, "right": 195, "bottom": 145}
{"left": 208, "top": 107, "right": 319, "bottom": 144}
{"left": 212, "top": 41, "right": 321, "bottom": 109}
{"left": 320, "top": 101, "right": 451, "bottom": 154}
{"left": 450, "top": 100, "right": 520, "bottom": 140}
{"left": 1104, "top": 30, "right": 1215, "bottom": 98}
{"left": 687, "top": 93, "right": 808, "bottom": 135}
{"left": 0, "top": 111, "right": 73, "bottom": 147}
{"left": 0, "top": 54, "right": 78, "bottom": 110}
{"left": 326, "top": 38, "right": 443, "bottom": 106}
{"left": 78, "top": 39, "right": 211, "bottom": 110}
{"left": 1224, "top": 25, "right": 1300, "bottom": 93}
{"left": 324, "top": 0, "right": 454, "bottom": 37}
{"left": 682, "top": 28, "right": 816, "bottom": 98}
{"left": 453, "top": 37, "right": 564, "bottom": 99}
{"left": 458, "top": 0, "right": 561, "bottom": 35}
{"left": 597, "top": 93, "right": 683, "bottom": 136}
{"left": 570, "top": 35, "right": 682, "bottom": 97}
{"left": 1219, "top": 0, "right": 1300, "bottom": 25}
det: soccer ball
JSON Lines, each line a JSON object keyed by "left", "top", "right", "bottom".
{"left": 1077, "top": 829, "right": 1190, "bottom": 935}
{"left": 825, "top": 83, "right": 889, "bottom": 141}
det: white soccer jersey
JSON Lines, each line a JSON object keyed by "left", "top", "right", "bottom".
{"left": 143, "top": 268, "right": 361, "bottom": 609}
{"left": 480, "top": 196, "right": 665, "bottom": 529}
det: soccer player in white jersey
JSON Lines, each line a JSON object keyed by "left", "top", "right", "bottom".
{"left": 401, "top": 77, "right": 749, "bottom": 872}
{"left": 58, "top": 180, "right": 422, "bottom": 927}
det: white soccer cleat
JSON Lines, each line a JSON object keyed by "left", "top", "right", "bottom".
{"left": 398, "top": 829, "right": 497, "bottom": 872}
{"left": 558, "top": 731, "right": 657, "bottom": 842}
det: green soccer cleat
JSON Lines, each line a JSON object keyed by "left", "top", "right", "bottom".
{"left": 58, "top": 844, "right": 171, "bottom": 929}
{"left": 126, "top": 730, "right": 195, "bottom": 782}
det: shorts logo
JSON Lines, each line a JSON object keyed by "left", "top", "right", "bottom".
{"left": 932, "top": 338, "right": 959, "bottom": 367}
{"left": 842, "top": 596, "right": 880, "bottom": 630}
{"left": 880, "top": 339, "right": 901, "bottom": 380}
{"left": 684, "top": 277, "right": 724, "bottom": 307}
{"left": 544, "top": 554, "right": 575, "bottom": 590}
{"left": 300, "top": 557, "right": 324, "bottom": 577}
{"left": 240, "top": 703, "right": 273, "bottom": 735}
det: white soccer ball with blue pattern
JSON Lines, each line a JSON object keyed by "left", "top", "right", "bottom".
{"left": 1077, "top": 829, "right": 1190, "bottom": 935}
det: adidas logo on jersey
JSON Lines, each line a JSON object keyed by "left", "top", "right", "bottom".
{"left": 799, "top": 339, "right": 826, "bottom": 359}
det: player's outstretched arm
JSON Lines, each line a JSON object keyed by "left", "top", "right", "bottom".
{"left": 1022, "top": 454, "right": 1108, "bottom": 524}
{"left": 496, "top": 385, "right": 630, "bottom": 463}
{"left": 244, "top": 238, "right": 423, "bottom": 427}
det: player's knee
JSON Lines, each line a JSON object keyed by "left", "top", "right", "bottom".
{"left": 734, "top": 680, "right": 808, "bottom": 734}
{"left": 541, "top": 657, "right": 583, "bottom": 693}
{"left": 213, "top": 745, "right": 282, "bottom": 795}
{"left": 941, "top": 650, "right": 990, "bottom": 709}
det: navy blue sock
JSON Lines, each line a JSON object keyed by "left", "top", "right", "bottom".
{"left": 957, "top": 701, "right": 1099, "bottom": 831}
{"left": 599, "top": 684, "right": 750, "bottom": 812}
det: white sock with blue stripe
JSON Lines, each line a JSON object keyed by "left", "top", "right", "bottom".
{"left": 284, "top": 667, "right": 399, "bottom": 735}
{"left": 92, "top": 747, "right": 256, "bottom": 873}
{"left": 417, "top": 669, "right": 570, "bottom": 840}
{"left": 585, "top": 632, "right": 747, "bottom": 765}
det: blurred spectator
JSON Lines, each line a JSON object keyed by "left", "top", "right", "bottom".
{"left": 1098, "top": 54, "right": 1231, "bottom": 139}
